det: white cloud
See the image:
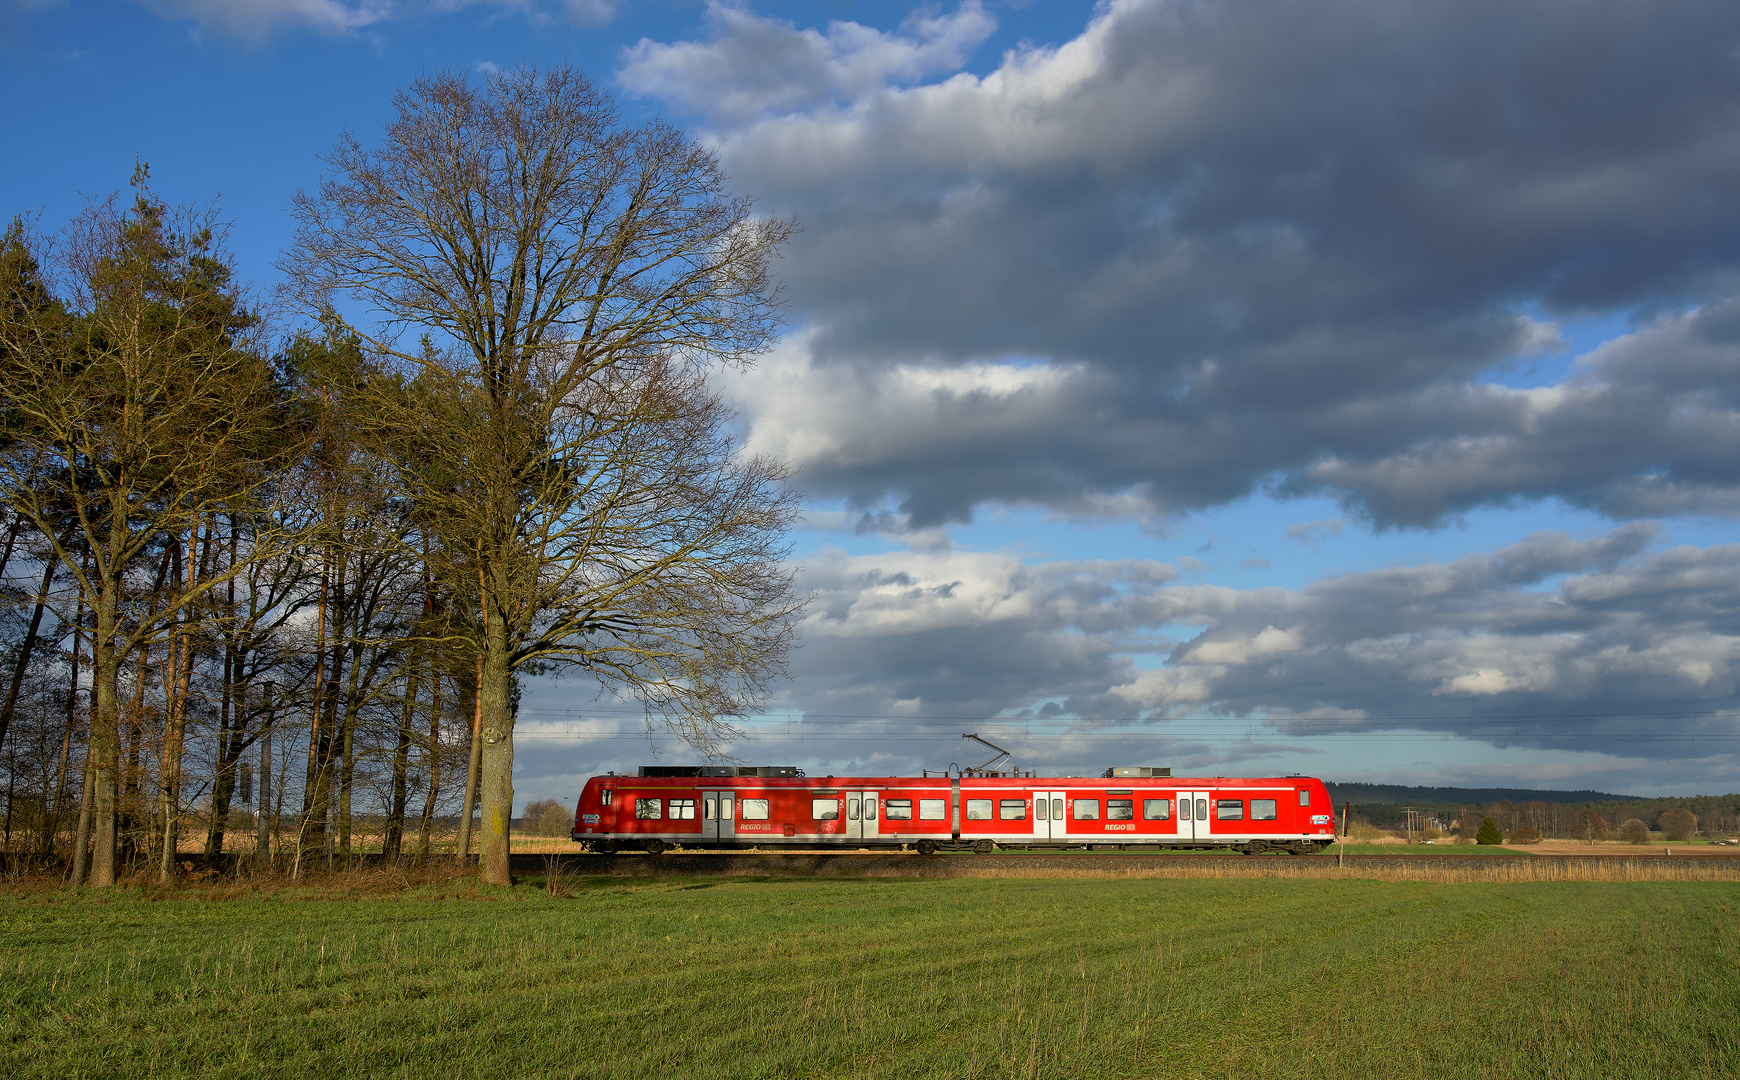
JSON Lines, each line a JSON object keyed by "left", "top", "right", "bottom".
{"left": 619, "top": 0, "right": 995, "bottom": 123}
{"left": 133, "top": 0, "right": 390, "bottom": 41}
{"left": 133, "top": 0, "right": 615, "bottom": 41}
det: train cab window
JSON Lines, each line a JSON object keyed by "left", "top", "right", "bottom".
{"left": 812, "top": 798, "right": 840, "bottom": 821}
{"left": 1107, "top": 799, "right": 1134, "bottom": 820}
{"left": 848, "top": 797, "right": 861, "bottom": 821}
{"left": 865, "top": 796, "right": 877, "bottom": 820}
{"left": 601, "top": 789, "right": 613, "bottom": 806}
{"left": 966, "top": 799, "right": 992, "bottom": 820}
{"left": 1216, "top": 799, "right": 1244, "bottom": 820}
{"left": 741, "top": 799, "right": 770, "bottom": 820}
{"left": 886, "top": 799, "right": 913, "bottom": 820}
{"left": 634, "top": 798, "right": 662, "bottom": 820}
{"left": 919, "top": 799, "right": 947, "bottom": 820}
{"left": 1143, "top": 799, "right": 1170, "bottom": 820}
{"left": 1000, "top": 799, "right": 1027, "bottom": 820}
{"left": 669, "top": 799, "right": 696, "bottom": 820}
{"left": 1073, "top": 799, "right": 1100, "bottom": 820}
{"left": 1252, "top": 799, "right": 1278, "bottom": 821}
{"left": 1299, "top": 790, "right": 1311, "bottom": 806}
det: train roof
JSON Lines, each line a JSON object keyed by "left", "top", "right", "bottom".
{"left": 593, "top": 768, "right": 1323, "bottom": 785}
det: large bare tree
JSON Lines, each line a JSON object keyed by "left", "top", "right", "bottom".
{"left": 285, "top": 66, "right": 803, "bottom": 885}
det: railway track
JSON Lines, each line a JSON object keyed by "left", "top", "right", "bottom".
{"left": 508, "top": 850, "right": 1740, "bottom": 877}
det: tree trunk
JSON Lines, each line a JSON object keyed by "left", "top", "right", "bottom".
{"left": 478, "top": 599, "right": 514, "bottom": 886}
{"left": 296, "top": 552, "right": 330, "bottom": 877}
{"left": 205, "top": 662, "right": 248, "bottom": 861}
{"left": 456, "top": 659, "right": 482, "bottom": 863}
{"left": 338, "top": 639, "right": 362, "bottom": 861}
{"left": 89, "top": 582, "right": 122, "bottom": 887}
{"left": 159, "top": 530, "right": 202, "bottom": 881}
{"left": 256, "top": 722, "right": 272, "bottom": 865}
{"left": 417, "top": 663, "right": 443, "bottom": 861}
{"left": 383, "top": 655, "right": 419, "bottom": 861}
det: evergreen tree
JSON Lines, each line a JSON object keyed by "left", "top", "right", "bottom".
{"left": 1475, "top": 816, "right": 1502, "bottom": 845}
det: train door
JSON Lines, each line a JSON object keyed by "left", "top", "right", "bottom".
{"left": 702, "top": 791, "right": 735, "bottom": 844}
{"left": 1032, "top": 790, "right": 1066, "bottom": 842}
{"left": 1178, "top": 790, "right": 1210, "bottom": 842}
{"left": 845, "top": 790, "right": 880, "bottom": 842}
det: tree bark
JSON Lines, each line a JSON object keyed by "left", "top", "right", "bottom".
{"left": 478, "top": 589, "right": 514, "bottom": 886}
{"left": 89, "top": 578, "right": 121, "bottom": 887}
{"left": 383, "top": 653, "right": 419, "bottom": 861}
{"left": 456, "top": 658, "right": 483, "bottom": 864}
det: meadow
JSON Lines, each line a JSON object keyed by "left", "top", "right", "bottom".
{"left": 1, "top": 864, "right": 1735, "bottom": 1079}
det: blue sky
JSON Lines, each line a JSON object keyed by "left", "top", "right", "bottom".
{"left": 8, "top": 0, "right": 1740, "bottom": 804}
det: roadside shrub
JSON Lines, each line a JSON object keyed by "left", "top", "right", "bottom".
{"left": 1619, "top": 818, "right": 1651, "bottom": 845}
{"left": 1347, "top": 819, "right": 1386, "bottom": 841}
{"left": 1658, "top": 808, "right": 1697, "bottom": 842}
{"left": 1509, "top": 825, "right": 1542, "bottom": 844}
{"left": 1476, "top": 817, "right": 1503, "bottom": 845}
{"left": 523, "top": 799, "right": 572, "bottom": 837}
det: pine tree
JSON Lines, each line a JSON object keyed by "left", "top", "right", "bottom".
{"left": 1475, "top": 816, "right": 1502, "bottom": 845}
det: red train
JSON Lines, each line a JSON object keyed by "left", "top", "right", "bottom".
{"left": 571, "top": 765, "right": 1336, "bottom": 855}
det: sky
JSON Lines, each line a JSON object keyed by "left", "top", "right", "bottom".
{"left": 6, "top": 0, "right": 1740, "bottom": 805}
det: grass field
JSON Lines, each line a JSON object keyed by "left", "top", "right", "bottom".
{"left": 2, "top": 869, "right": 1736, "bottom": 1079}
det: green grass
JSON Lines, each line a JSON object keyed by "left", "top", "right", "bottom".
{"left": 2, "top": 875, "right": 1736, "bottom": 1079}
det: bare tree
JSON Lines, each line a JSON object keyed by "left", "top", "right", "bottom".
{"left": 285, "top": 66, "right": 804, "bottom": 884}
{"left": 0, "top": 173, "right": 307, "bottom": 885}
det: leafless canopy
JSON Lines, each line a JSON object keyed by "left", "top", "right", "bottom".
{"left": 284, "top": 66, "right": 805, "bottom": 883}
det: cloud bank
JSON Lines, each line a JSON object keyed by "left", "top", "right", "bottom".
{"left": 638, "top": 0, "right": 1740, "bottom": 529}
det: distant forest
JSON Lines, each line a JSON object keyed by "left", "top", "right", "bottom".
{"left": 1327, "top": 782, "right": 1639, "bottom": 805}
{"left": 1328, "top": 782, "right": 1740, "bottom": 837}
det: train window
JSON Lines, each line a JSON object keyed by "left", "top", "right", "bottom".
{"left": 740, "top": 799, "right": 769, "bottom": 820}
{"left": 1143, "top": 799, "right": 1170, "bottom": 820}
{"left": 1073, "top": 799, "right": 1100, "bottom": 820}
{"left": 1107, "top": 799, "right": 1134, "bottom": 820}
{"left": 1051, "top": 798, "right": 1062, "bottom": 820}
{"left": 966, "top": 799, "right": 992, "bottom": 820}
{"left": 669, "top": 799, "right": 696, "bottom": 820}
{"left": 601, "top": 789, "right": 613, "bottom": 806}
{"left": 886, "top": 799, "right": 913, "bottom": 820}
{"left": 1299, "top": 790, "right": 1310, "bottom": 806}
{"left": 1216, "top": 799, "right": 1244, "bottom": 820}
{"left": 1195, "top": 798, "right": 1207, "bottom": 820}
{"left": 812, "top": 798, "right": 840, "bottom": 821}
{"left": 721, "top": 798, "right": 733, "bottom": 819}
{"left": 1000, "top": 799, "right": 1027, "bottom": 820}
{"left": 634, "top": 798, "right": 662, "bottom": 820}
{"left": 1180, "top": 799, "right": 1192, "bottom": 821}
{"left": 848, "top": 797, "right": 861, "bottom": 821}
{"left": 1252, "top": 799, "right": 1278, "bottom": 821}
{"left": 919, "top": 799, "right": 947, "bottom": 820}
{"left": 704, "top": 798, "right": 716, "bottom": 820}
{"left": 865, "top": 796, "right": 877, "bottom": 820}
{"left": 1035, "top": 799, "right": 1048, "bottom": 821}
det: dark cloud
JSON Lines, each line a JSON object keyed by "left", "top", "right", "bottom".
{"left": 636, "top": 0, "right": 1740, "bottom": 527}
{"left": 509, "top": 525, "right": 1740, "bottom": 793}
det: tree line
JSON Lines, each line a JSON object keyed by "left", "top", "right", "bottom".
{"left": 0, "top": 66, "right": 804, "bottom": 887}
{"left": 1345, "top": 796, "right": 1735, "bottom": 842}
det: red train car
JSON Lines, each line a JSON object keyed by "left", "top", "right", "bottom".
{"left": 571, "top": 765, "right": 1336, "bottom": 855}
